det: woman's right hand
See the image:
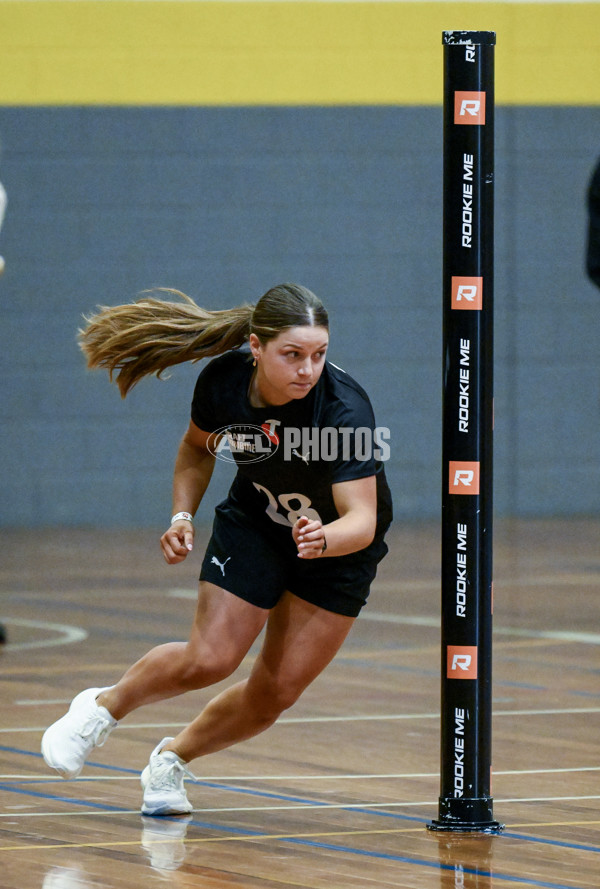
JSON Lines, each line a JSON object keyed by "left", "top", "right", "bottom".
{"left": 160, "top": 520, "right": 194, "bottom": 564}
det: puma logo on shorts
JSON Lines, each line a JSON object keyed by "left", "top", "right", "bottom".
{"left": 210, "top": 555, "right": 231, "bottom": 576}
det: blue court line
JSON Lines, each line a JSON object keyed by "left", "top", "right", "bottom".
{"left": 502, "top": 832, "right": 600, "bottom": 856}
{"left": 3, "top": 745, "right": 600, "bottom": 858}
{"left": 197, "top": 778, "right": 426, "bottom": 822}
{"left": 258, "top": 837, "right": 592, "bottom": 889}
{"left": 0, "top": 782, "right": 127, "bottom": 812}
{"left": 0, "top": 783, "right": 591, "bottom": 889}
{"left": 1, "top": 743, "right": 424, "bottom": 822}
{"left": 0, "top": 744, "right": 140, "bottom": 775}
{"left": 3, "top": 744, "right": 426, "bottom": 818}
{"left": 0, "top": 781, "right": 244, "bottom": 832}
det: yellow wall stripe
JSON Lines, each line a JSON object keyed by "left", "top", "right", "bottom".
{"left": 0, "top": 2, "right": 599, "bottom": 106}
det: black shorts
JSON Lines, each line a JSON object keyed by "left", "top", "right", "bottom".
{"left": 199, "top": 500, "right": 389, "bottom": 618}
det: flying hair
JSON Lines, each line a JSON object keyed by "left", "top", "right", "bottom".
{"left": 78, "top": 283, "right": 328, "bottom": 398}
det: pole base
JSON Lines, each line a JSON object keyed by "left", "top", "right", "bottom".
{"left": 427, "top": 819, "right": 504, "bottom": 833}
{"left": 427, "top": 797, "right": 505, "bottom": 833}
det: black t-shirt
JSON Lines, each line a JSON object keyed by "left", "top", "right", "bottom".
{"left": 191, "top": 349, "right": 393, "bottom": 547}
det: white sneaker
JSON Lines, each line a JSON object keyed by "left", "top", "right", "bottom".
{"left": 41, "top": 687, "right": 117, "bottom": 779}
{"left": 141, "top": 737, "right": 195, "bottom": 816}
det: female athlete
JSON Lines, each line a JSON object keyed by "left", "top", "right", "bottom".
{"left": 42, "top": 283, "right": 393, "bottom": 816}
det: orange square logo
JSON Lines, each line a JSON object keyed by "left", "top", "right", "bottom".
{"left": 452, "top": 277, "right": 483, "bottom": 310}
{"left": 454, "top": 91, "right": 486, "bottom": 125}
{"left": 449, "top": 461, "right": 480, "bottom": 495}
{"left": 447, "top": 645, "right": 478, "bottom": 679}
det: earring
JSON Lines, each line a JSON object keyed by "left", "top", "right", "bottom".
{"left": 253, "top": 358, "right": 257, "bottom": 367}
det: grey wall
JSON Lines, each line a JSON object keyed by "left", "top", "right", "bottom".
{"left": 0, "top": 107, "right": 598, "bottom": 527}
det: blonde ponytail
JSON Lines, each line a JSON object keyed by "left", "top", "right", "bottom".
{"left": 79, "top": 289, "right": 253, "bottom": 397}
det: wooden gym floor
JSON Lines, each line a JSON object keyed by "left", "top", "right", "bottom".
{"left": 0, "top": 517, "right": 598, "bottom": 888}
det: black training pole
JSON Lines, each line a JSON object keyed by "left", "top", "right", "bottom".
{"left": 428, "top": 31, "right": 503, "bottom": 833}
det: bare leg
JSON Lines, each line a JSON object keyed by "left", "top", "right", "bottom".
{"left": 163, "top": 592, "right": 355, "bottom": 763}
{"left": 97, "top": 583, "right": 268, "bottom": 721}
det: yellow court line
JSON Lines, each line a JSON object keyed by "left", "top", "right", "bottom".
{"left": 4, "top": 817, "right": 600, "bottom": 855}
{"left": 508, "top": 821, "right": 600, "bottom": 829}
{"left": 0, "top": 824, "right": 424, "bottom": 854}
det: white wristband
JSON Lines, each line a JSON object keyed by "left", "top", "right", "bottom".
{"left": 171, "top": 511, "right": 193, "bottom": 525}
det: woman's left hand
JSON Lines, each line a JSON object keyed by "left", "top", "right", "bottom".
{"left": 292, "top": 515, "right": 327, "bottom": 559}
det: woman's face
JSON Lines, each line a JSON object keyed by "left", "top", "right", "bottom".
{"left": 250, "top": 325, "right": 329, "bottom": 406}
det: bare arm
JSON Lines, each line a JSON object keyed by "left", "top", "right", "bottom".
{"left": 160, "top": 420, "right": 218, "bottom": 564}
{"left": 292, "top": 475, "right": 377, "bottom": 559}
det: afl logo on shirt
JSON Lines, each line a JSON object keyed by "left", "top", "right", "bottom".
{"left": 209, "top": 424, "right": 280, "bottom": 464}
